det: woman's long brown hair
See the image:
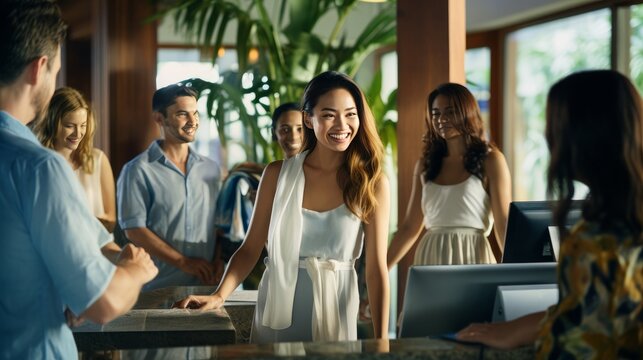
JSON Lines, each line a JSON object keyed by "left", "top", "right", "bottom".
{"left": 422, "top": 83, "right": 492, "bottom": 183}
{"left": 546, "top": 70, "right": 643, "bottom": 237}
{"left": 301, "top": 71, "right": 384, "bottom": 222}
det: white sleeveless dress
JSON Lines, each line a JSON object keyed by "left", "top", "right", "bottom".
{"left": 74, "top": 148, "right": 106, "bottom": 218}
{"left": 249, "top": 151, "right": 364, "bottom": 344}
{"left": 251, "top": 204, "right": 363, "bottom": 344}
{"left": 414, "top": 175, "right": 496, "bottom": 265}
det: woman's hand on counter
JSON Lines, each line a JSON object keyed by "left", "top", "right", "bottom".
{"left": 172, "top": 293, "right": 224, "bottom": 310}
{"left": 456, "top": 312, "right": 544, "bottom": 349}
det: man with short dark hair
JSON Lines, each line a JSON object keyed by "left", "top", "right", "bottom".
{"left": 0, "top": 1, "right": 158, "bottom": 358}
{"left": 118, "top": 83, "right": 222, "bottom": 291}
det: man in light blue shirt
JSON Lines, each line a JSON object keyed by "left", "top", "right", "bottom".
{"left": 118, "top": 84, "right": 222, "bottom": 291}
{"left": 0, "top": 1, "right": 158, "bottom": 358}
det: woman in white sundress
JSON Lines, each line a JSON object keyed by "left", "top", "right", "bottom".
{"left": 174, "top": 71, "right": 390, "bottom": 344}
{"left": 34, "top": 87, "right": 121, "bottom": 265}
{"left": 34, "top": 87, "right": 117, "bottom": 234}
{"left": 387, "top": 83, "right": 511, "bottom": 267}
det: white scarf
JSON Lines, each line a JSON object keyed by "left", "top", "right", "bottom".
{"left": 261, "top": 151, "right": 307, "bottom": 329}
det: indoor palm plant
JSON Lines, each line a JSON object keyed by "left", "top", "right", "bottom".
{"left": 153, "top": 0, "right": 397, "bottom": 164}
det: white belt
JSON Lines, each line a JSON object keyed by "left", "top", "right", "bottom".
{"left": 264, "top": 257, "right": 354, "bottom": 271}
{"left": 426, "top": 226, "right": 486, "bottom": 237}
{"left": 299, "top": 258, "right": 354, "bottom": 270}
{"left": 265, "top": 257, "right": 355, "bottom": 341}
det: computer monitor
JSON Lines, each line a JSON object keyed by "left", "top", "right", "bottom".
{"left": 398, "top": 263, "right": 557, "bottom": 338}
{"left": 502, "top": 200, "right": 582, "bottom": 263}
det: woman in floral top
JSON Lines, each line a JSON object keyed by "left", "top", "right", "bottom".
{"left": 457, "top": 70, "right": 642, "bottom": 359}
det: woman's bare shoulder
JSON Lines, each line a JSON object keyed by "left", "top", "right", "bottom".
{"left": 260, "top": 160, "right": 284, "bottom": 185}
{"left": 485, "top": 148, "right": 507, "bottom": 169}
{"left": 484, "top": 148, "right": 510, "bottom": 186}
{"left": 92, "top": 147, "right": 106, "bottom": 159}
{"left": 413, "top": 158, "right": 424, "bottom": 176}
{"left": 376, "top": 173, "right": 390, "bottom": 192}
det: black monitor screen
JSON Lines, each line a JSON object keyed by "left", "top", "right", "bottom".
{"left": 398, "top": 263, "right": 557, "bottom": 338}
{"left": 502, "top": 200, "right": 582, "bottom": 263}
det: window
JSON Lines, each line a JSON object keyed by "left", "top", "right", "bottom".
{"left": 631, "top": 4, "right": 643, "bottom": 93}
{"left": 504, "top": 10, "right": 611, "bottom": 201}
{"left": 380, "top": 50, "right": 398, "bottom": 102}
{"left": 465, "top": 47, "right": 491, "bottom": 137}
{"left": 379, "top": 48, "right": 491, "bottom": 131}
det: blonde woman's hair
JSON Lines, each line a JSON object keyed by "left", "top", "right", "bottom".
{"left": 301, "top": 71, "right": 384, "bottom": 222}
{"left": 34, "top": 87, "right": 95, "bottom": 173}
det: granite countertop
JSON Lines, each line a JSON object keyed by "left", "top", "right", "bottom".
{"left": 73, "top": 307, "right": 236, "bottom": 351}
{"left": 73, "top": 286, "right": 254, "bottom": 351}
{"left": 134, "top": 286, "right": 257, "bottom": 344}
{"left": 115, "top": 337, "right": 536, "bottom": 359}
{"left": 133, "top": 285, "right": 219, "bottom": 309}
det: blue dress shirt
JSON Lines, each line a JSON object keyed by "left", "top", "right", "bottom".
{"left": 117, "top": 140, "right": 221, "bottom": 291}
{"left": 0, "top": 111, "right": 115, "bottom": 359}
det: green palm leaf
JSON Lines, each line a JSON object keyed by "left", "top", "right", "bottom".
{"left": 154, "top": 0, "right": 398, "bottom": 164}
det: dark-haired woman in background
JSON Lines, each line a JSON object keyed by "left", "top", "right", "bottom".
{"left": 388, "top": 83, "right": 511, "bottom": 267}
{"left": 457, "top": 70, "right": 643, "bottom": 358}
{"left": 272, "top": 102, "right": 304, "bottom": 159}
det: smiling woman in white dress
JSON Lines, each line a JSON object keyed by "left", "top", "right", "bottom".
{"left": 174, "top": 71, "right": 390, "bottom": 344}
{"left": 387, "top": 83, "right": 512, "bottom": 267}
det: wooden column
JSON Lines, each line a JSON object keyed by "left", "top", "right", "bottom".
{"left": 106, "top": 0, "right": 158, "bottom": 177}
{"left": 396, "top": 0, "right": 466, "bottom": 314}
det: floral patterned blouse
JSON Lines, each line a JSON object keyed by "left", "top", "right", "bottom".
{"left": 536, "top": 220, "right": 642, "bottom": 359}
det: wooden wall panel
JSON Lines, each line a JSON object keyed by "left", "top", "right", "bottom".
{"left": 106, "top": 0, "right": 158, "bottom": 176}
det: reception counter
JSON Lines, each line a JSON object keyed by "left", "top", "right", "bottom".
{"left": 75, "top": 286, "right": 536, "bottom": 359}
{"left": 114, "top": 337, "right": 536, "bottom": 359}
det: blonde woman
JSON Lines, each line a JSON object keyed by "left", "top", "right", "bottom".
{"left": 34, "top": 87, "right": 119, "bottom": 259}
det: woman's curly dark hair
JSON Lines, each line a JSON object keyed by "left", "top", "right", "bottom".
{"left": 422, "top": 83, "right": 492, "bottom": 183}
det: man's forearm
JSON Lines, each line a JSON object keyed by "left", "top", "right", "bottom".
{"left": 81, "top": 266, "right": 144, "bottom": 324}
{"left": 81, "top": 244, "right": 158, "bottom": 324}
{"left": 124, "top": 227, "right": 184, "bottom": 268}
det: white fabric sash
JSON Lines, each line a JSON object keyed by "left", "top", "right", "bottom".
{"left": 261, "top": 151, "right": 307, "bottom": 329}
{"left": 304, "top": 257, "right": 354, "bottom": 341}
